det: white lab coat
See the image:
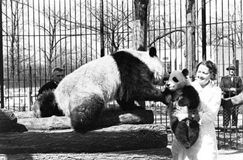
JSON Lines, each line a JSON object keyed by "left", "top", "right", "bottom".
{"left": 171, "top": 80, "right": 222, "bottom": 160}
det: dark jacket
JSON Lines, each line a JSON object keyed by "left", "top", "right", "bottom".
{"left": 38, "top": 80, "right": 58, "bottom": 96}
{"left": 220, "top": 76, "right": 243, "bottom": 98}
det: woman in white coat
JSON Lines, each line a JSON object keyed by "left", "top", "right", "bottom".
{"left": 171, "top": 60, "right": 222, "bottom": 160}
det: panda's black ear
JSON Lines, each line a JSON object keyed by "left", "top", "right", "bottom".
{"left": 149, "top": 47, "right": 157, "bottom": 57}
{"left": 182, "top": 69, "right": 189, "bottom": 77}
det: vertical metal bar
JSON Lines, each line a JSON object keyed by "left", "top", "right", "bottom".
{"left": 110, "top": 0, "right": 113, "bottom": 53}
{"left": 116, "top": 0, "right": 118, "bottom": 51}
{"left": 69, "top": 0, "right": 72, "bottom": 72}
{"left": 43, "top": 0, "right": 47, "bottom": 81}
{"left": 106, "top": 0, "right": 109, "bottom": 55}
{"left": 180, "top": 0, "right": 183, "bottom": 69}
{"left": 234, "top": 0, "right": 238, "bottom": 148}
{"left": 27, "top": 0, "right": 32, "bottom": 109}
{"left": 233, "top": 0, "right": 237, "bottom": 74}
{"left": 163, "top": 0, "right": 166, "bottom": 69}
{"left": 201, "top": 0, "right": 206, "bottom": 60}
{"left": 79, "top": 0, "right": 82, "bottom": 65}
{"left": 5, "top": 0, "right": 9, "bottom": 110}
{"left": 221, "top": 0, "right": 225, "bottom": 76}
{"left": 53, "top": 0, "right": 56, "bottom": 67}
{"left": 127, "top": 0, "right": 130, "bottom": 48}
{"left": 221, "top": 0, "right": 226, "bottom": 145}
{"left": 64, "top": 0, "right": 67, "bottom": 73}
{"left": 100, "top": 0, "right": 105, "bottom": 57}
{"left": 10, "top": 1, "right": 15, "bottom": 111}
{"left": 95, "top": 0, "right": 98, "bottom": 58}
{"left": 169, "top": 0, "right": 172, "bottom": 71}
{"left": 215, "top": 0, "right": 220, "bottom": 145}
{"left": 32, "top": 0, "right": 37, "bottom": 101}
{"left": 196, "top": 0, "right": 199, "bottom": 63}
{"left": 121, "top": 0, "right": 124, "bottom": 48}
{"left": 84, "top": 0, "right": 87, "bottom": 60}
{"left": 227, "top": 0, "right": 231, "bottom": 68}
{"left": 0, "top": 0, "right": 4, "bottom": 108}
{"left": 59, "top": 0, "right": 62, "bottom": 67}
{"left": 143, "top": 0, "right": 147, "bottom": 51}
{"left": 89, "top": 0, "right": 92, "bottom": 59}
{"left": 227, "top": 0, "right": 232, "bottom": 145}
{"left": 158, "top": 0, "right": 160, "bottom": 53}
{"left": 215, "top": 0, "right": 218, "bottom": 75}
{"left": 74, "top": 0, "right": 77, "bottom": 68}
{"left": 174, "top": 0, "right": 177, "bottom": 70}
{"left": 16, "top": 1, "right": 20, "bottom": 111}
{"left": 22, "top": 0, "right": 26, "bottom": 110}
{"left": 241, "top": 0, "right": 243, "bottom": 76}
{"left": 38, "top": 0, "right": 41, "bottom": 90}
{"left": 209, "top": 0, "right": 212, "bottom": 58}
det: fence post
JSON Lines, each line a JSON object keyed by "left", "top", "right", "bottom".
{"left": 202, "top": 0, "right": 206, "bottom": 61}
{"left": 28, "top": 66, "right": 33, "bottom": 110}
{"left": 0, "top": 1, "right": 4, "bottom": 108}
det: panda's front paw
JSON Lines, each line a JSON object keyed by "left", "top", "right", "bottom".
{"left": 188, "top": 113, "right": 200, "bottom": 122}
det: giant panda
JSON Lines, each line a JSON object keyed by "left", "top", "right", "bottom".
{"left": 165, "top": 69, "right": 200, "bottom": 149}
{"left": 52, "top": 47, "right": 170, "bottom": 132}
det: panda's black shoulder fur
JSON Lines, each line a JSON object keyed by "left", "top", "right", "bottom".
{"left": 111, "top": 51, "right": 153, "bottom": 100}
{"left": 180, "top": 85, "right": 200, "bottom": 110}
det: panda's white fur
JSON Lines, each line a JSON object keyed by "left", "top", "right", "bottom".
{"left": 55, "top": 55, "right": 121, "bottom": 116}
{"left": 54, "top": 47, "right": 169, "bottom": 132}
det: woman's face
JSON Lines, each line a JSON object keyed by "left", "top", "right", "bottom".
{"left": 195, "top": 64, "right": 211, "bottom": 87}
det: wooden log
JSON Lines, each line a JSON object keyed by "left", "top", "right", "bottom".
{"left": 16, "top": 109, "right": 154, "bottom": 130}
{"left": 0, "top": 148, "right": 172, "bottom": 160}
{"left": 0, "top": 124, "right": 168, "bottom": 154}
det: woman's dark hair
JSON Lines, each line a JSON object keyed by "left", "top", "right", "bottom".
{"left": 196, "top": 60, "right": 217, "bottom": 80}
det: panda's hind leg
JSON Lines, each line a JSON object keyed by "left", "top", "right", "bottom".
{"left": 70, "top": 94, "right": 105, "bottom": 132}
{"left": 174, "top": 120, "right": 191, "bottom": 149}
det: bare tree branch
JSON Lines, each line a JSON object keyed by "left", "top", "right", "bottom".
{"left": 148, "top": 29, "right": 185, "bottom": 47}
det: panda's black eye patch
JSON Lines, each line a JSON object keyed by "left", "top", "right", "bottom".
{"left": 172, "top": 77, "right": 179, "bottom": 82}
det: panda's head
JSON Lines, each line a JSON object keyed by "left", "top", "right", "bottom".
{"left": 166, "top": 69, "right": 190, "bottom": 91}
{"left": 133, "top": 47, "right": 169, "bottom": 85}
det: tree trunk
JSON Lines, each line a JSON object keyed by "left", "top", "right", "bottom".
{"left": 133, "top": 0, "right": 149, "bottom": 51}
{"left": 185, "top": 0, "right": 196, "bottom": 77}
{"left": 133, "top": 0, "right": 150, "bottom": 107}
